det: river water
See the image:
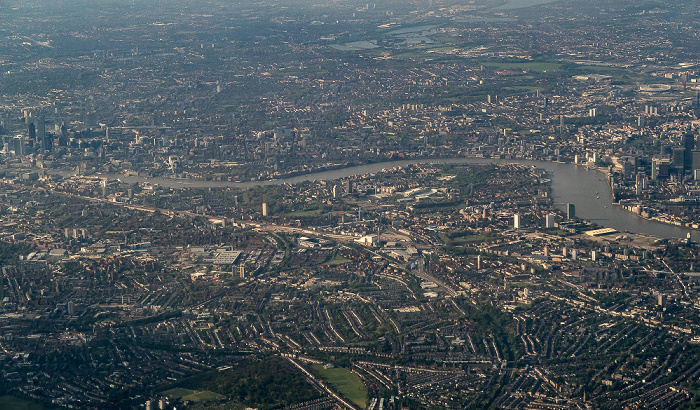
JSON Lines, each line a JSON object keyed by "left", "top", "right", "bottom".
{"left": 493, "top": 0, "right": 561, "bottom": 10}
{"left": 102, "top": 157, "right": 696, "bottom": 240}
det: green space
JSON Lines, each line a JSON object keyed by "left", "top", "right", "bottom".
{"left": 192, "top": 390, "right": 223, "bottom": 401}
{"left": 482, "top": 61, "right": 563, "bottom": 73}
{"left": 191, "top": 390, "right": 225, "bottom": 401}
{"left": 167, "top": 357, "right": 320, "bottom": 409}
{"left": 162, "top": 387, "right": 195, "bottom": 398}
{"left": 312, "top": 365, "right": 368, "bottom": 409}
{"left": 285, "top": 209, "right": 324, "bottom": 217}
{"left": 162, "top": 387, "right": 224, "bottom": 402}
{"left": 571, "top": 64, "right": 625, "bottom": 73}
{"left": 0, "top": 396, "right": 44, "bottom": 410}
{"left": 0, "top": 242, "right": 31, "bottom": 265}
{"left": 324, "top": 255, "right": 353, "bottom": 266}
{"left": 503, "top": 85, "right": 542, "bottom": 92}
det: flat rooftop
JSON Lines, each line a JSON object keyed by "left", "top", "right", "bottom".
{"left": 585, "top": 228, "right": 618, "bottom": 237}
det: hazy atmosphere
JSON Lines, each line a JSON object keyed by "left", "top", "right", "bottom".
{"left": 0, "top": 0, "right": 699, "bottom": 409}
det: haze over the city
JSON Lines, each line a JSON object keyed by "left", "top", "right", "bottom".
{"left": 0, "top": 0, "right": 699, "bottom": 409}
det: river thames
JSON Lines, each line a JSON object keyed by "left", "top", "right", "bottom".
{"left": 100, "top": 157, "right": 697, "bottom": 241}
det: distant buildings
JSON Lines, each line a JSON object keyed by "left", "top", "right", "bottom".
{"left": 658, "top": 293, "right": 667, "bottom": 307}
{"left": 684, "top": 131, "right": 695, "bottom": 173}
{"left": 545, "top": 213, "right": 556, "bottom": 229}
{"left": 355, "top": 234, "right": 379, "bottom": 246}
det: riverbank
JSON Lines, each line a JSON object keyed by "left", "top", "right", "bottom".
{"left": 571, "top": 162, "right": 699, "bottom": 237}
{"left": 12, "top": 154, "right": 700, "bottom": 240}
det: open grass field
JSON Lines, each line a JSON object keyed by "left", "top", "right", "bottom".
{"left": 571, "top": 64, "right": 624, "bottom": 73}
{"left": 482, "top": 61, "right": 563, "bottom": 73}
{"left": 324, "top": 255, "right": 353, "bottom": 266}
{"left": 285, "top": 209, "right": 324, "bottom": 217}
{"left": 0, "top": 396, "right": 44, "bottom": 410}
{"left": 313, "top": 365, "right": 367, "bottom": 409}
{"left": 162, "top": 387, "right": 194, "bottom": 397}
{"left": 162, "top": 387, "right": 225, "bottom": 402}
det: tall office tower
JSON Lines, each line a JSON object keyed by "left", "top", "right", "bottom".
{"left": 13, "top": 136, "right": 24, "bottom": 156}
{"left": 60, "top": 122, "right": 68, "bottom": 140}
{"left": 545, "top": 213, "right": 556, "bottom": 228}
{"left": 566, "top": 203, "right": 576, "bottom": 219}
{"left": 692, "top": 150, "right": 700, "bottom": 174}
{"left": 41, "top": 134, "right": 53, "bottom": 153}
{"left": 34, "top": 117, "right": 45, "bottom": 141}
{"left": 28, "top": 122, "right": 36, "bottom": 141}
{"left": 85, "top": 111, "right": 97, "bottom": 128}
{"left": 634, "top": 173, "right": 645, "bottom": 195}
{"left": 262, "top": 202, "right": 268, "bottom": 217}
{"left": 683, "top": 131, "right": 695, "bottom": 173}
{"left": 672, "top": 148, "right": 685, "bottom": 170}
{"left": 622, "top": 158, "right": 634, "bottom": 176}
{"left": 559, "top": 115, "right": 564, "bottom": 138}
{"left": 514, "top": 214, "right": 522, "bottom": 229}
{"left": 651, "top": 159, "right": 659, "bottom": 180}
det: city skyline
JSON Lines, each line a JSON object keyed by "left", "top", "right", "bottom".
{"left": 0, "top": 0, "right": 699, "bottom": 409}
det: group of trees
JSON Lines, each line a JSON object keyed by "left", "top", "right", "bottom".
{"left": 173, "top": 356, "right": 320, "bottom": 409}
